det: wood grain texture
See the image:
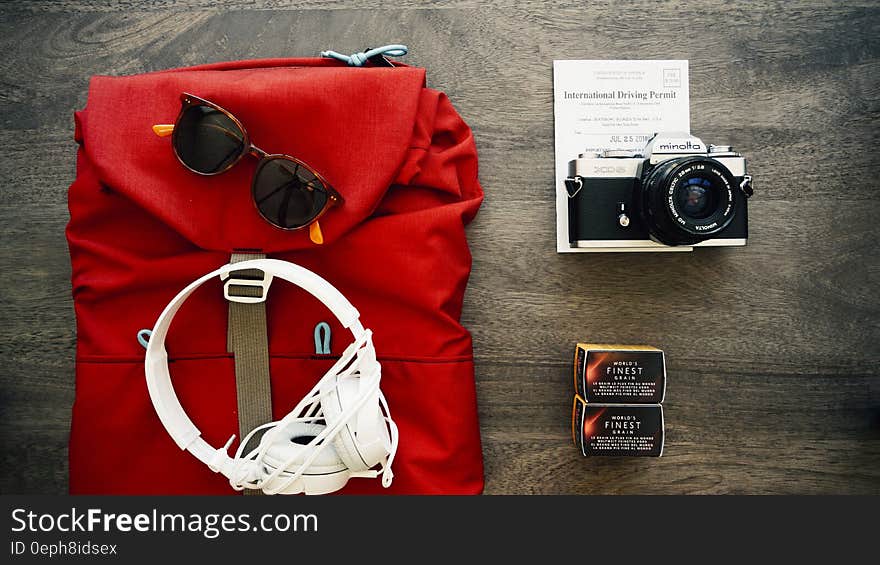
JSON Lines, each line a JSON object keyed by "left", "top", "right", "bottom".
{"left": 0, "top": 1, "right": 877, "bottom": 494}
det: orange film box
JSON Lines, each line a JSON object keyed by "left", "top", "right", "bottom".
{"left": 571, "top": 395, "right": 664, "bottom": 457}
{"left": 573, "top": 343, "right": 666, "bottom": 404}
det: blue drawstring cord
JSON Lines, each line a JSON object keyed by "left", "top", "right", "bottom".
{"left": 314, "top": 322, "right": 331, "bottom": 355}
{"left": 320, "top": 44, "right": 408, "bottom": 67}
{"left": 140, "top": 323, "right": 333, "bottom": 354}
{"left": 137, "top": 329, "right": 152, "bottom": 349}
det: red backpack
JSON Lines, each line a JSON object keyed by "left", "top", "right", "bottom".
{"left": 67, "top": 55, "right": 484, "bottom": 494}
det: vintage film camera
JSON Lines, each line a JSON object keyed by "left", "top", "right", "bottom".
{"left": 565, "top": 133, "right": 753, "bottom": 252}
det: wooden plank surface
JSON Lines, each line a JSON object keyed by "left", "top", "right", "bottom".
{"left": 0, "top": 1, "right": 877, "bottom": 494}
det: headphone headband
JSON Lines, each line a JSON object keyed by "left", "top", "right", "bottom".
{"left": 144, "top": 258, "right": 364, "bottom": 465}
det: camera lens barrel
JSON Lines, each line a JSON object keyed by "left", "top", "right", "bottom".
{"left": 639, "top": 156, "right": 739, "bottom": 246}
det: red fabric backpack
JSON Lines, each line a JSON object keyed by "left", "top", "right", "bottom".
{"left": 66, "top": 56, "right": 484, "bottom": 494}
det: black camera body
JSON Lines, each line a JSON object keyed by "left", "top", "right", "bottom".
{"left": 565, "top": 133, "right": 753, "bottom": 252}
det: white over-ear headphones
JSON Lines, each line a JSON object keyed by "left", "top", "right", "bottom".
{"left": 144, "top": 258, "right": 398, "bottom": 495}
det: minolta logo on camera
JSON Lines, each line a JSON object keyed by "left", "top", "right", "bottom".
{"left": 564, "top": 132, "right": 754, "bottom": 252}
{"left": 655, "top": 139, "right": 703, "bottom": 152}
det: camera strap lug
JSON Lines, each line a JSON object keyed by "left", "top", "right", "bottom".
{"left": 739, "top": 175, "right": 754, "bottom": 198}
{"left": 564, "top": 176, "right": 583, "bottom": 198}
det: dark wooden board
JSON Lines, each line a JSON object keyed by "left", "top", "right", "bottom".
{"left": 0, "top": 1, "right": 877, "bottom": 494}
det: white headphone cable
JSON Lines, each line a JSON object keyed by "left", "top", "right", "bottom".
{"left": 221, "top": 330, "right": 398, "bottom": 494}
{"left": 222, "top": 330, "right": 372, "bottom": 488}
{"left": 378, "top": 392, "right": 398, "bottom": 488}
{"left": 254, "top": 332, "right": 378, "bottom": 489}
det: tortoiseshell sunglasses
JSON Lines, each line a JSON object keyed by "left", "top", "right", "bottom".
{"left": 153, "top": 93, "right": 341, "bottom": 243}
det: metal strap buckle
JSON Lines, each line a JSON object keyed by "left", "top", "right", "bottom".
{"left": 739, "top": 174, "right": 754, "bottom": 198}
{"left": 221, "top": 268, "right": 273, "bottom": 304}
{"left": 564, "top": 177, "right": 583, "bottom": 198}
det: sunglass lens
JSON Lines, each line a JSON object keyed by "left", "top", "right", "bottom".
{"left": 253, "top": 159, "right": 329, "bottom": 229}
{"left": 174, "top": 105, "right": 245, "bottom": 174}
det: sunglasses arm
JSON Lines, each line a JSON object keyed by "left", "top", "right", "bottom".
{"left": 152, "top": 124, "right": 175, "bottom": 137}
{"left": 309, "top": 221, "right": 324, "bottom": 245}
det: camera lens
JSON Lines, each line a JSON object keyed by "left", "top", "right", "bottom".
{"left": 638, "top": 157, "right": 739, "bottom": 246}
{"left": 675, "top": 178, "right": 717, "bottom": 220}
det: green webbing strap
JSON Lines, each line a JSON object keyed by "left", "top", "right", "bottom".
{"left": 226, "top": 252, "right": 271, "bottom": 496}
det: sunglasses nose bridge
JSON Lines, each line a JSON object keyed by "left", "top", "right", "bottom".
{"left": 249, "top": 145, "right": 268, "bottom": 159}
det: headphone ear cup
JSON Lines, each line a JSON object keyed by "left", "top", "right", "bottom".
{"left": 263, "top": 422, "right": 346, "bottom": 472}
{"left": 322, "top": 379, "right": 369, "bottom": 472}
{"left": 323, "top": 377, "right": 391, "bottom": 472}
{"left": 347, "top": 396, "right": 391, "bottom": 469}
{"left": 261, "top": 422, "right": 351, "bottom": 495}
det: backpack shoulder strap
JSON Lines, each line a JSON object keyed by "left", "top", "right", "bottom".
{"left": 225, "top": 251, "right": 272, "bottom": 495}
